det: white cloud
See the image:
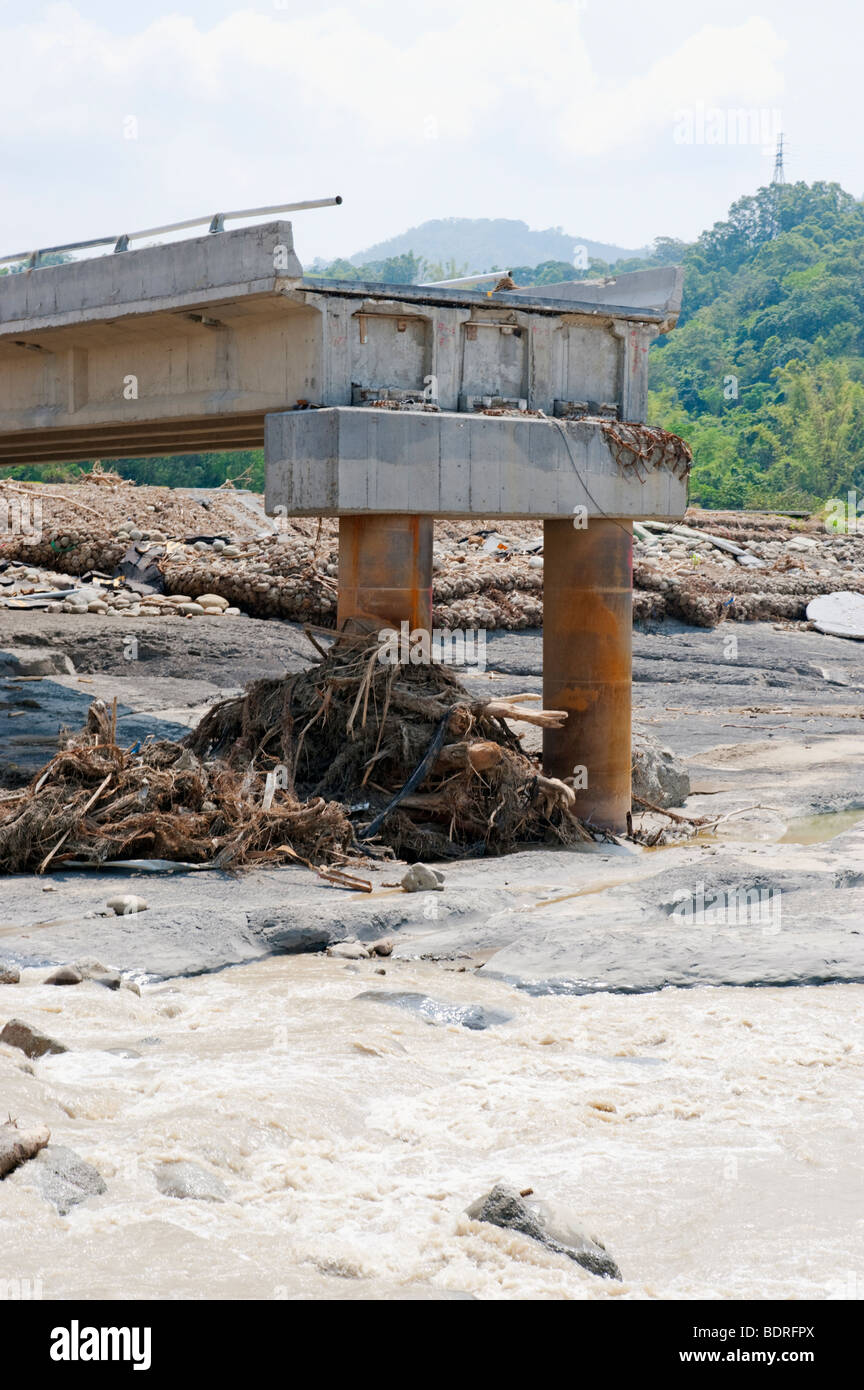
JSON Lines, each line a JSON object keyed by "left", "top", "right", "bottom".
{"left": 0, "top": 2, "right": 784, "bottom": 151}
{"left": 0, "top": 2, "right": 792, "bottom": 257}
{"left": 554, "top": 18, "right": 786, "bottom": 155}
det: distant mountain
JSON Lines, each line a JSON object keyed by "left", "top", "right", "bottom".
{"left": 345, "top": 218, "right": 647, "bottom": 272}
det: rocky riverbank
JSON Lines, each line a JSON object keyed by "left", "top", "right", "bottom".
{"left": 3, "top": 478, "right": 863, "bottom": 632}
{"left": 1, "top": 617, "right": 862, "bottom": 986}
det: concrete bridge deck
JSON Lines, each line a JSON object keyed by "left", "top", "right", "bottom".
{"left": 0, "top": 221, "right": 681, "bottom": 467}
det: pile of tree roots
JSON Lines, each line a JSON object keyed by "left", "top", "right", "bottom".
{"left": 0, "top": 635, "right": 593, "bottom": 874}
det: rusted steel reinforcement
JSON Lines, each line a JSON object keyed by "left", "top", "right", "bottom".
{"left": 598, "top": 420, "right": 693, "bottom": 482}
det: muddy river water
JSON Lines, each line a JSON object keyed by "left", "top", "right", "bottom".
{"left": 2, "top": 954, "right": 861, "bottom": 1300}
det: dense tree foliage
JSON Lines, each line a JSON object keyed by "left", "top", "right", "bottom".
{"left": 648, "top": 182, "right": 864, "bottom": 508}
{"left": 4, "top": 451, "right": 265, "bottom": 490}
{"left": 310, "top": 251, "right": 428, "bottom": 284}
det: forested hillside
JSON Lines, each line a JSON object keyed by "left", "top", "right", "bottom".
{"left": 647, "top": 181, "right": 864, "bottom": 511}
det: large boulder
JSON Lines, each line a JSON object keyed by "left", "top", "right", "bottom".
{"left": 0, "top": 1018, "right": 68, "bottom": 1058}
{"left": 355, "top": 991, "right": 511, "bottom": 1031}
{"left": 106, "top": 895, "right": 148, "bottom": 916}
{"left": 154, "top": 1161, "right": 229, "bottom": 1203}
{"left": 45, "top": 965, "right": 83, "bottom": 987}
{"left": 466, "top": 1183, "right": 621, "bottom": 1279}
{"left": 76, "top": 959, "right": 123, "bottom": 990}
{"left": 401, "top": 865, "right": 444, "bottom": 893}
{"left": 0, "top": 647, "right": 75, "bottom": 676}
{"left": 24, "top": 1144, "right": 107, "bottom": 1214}
{"left": 631, "top": 734, "right": 690, "bottom": 809}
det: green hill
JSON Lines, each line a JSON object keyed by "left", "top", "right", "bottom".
{"left": 648, "top": 181, "right": 864, "bottom": 512}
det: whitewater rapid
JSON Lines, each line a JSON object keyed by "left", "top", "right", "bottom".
{"left": 2, "top": 953, "right": 862, "bottom": 1300}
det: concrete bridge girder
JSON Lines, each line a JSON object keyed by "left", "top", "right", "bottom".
{"left": 0, "top": 221, "right": 674, "bottom": 466}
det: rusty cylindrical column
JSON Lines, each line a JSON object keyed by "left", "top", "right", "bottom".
{"left": 337, "top": 514, "right": 433, "bottom": 632}
{"left": 542, "top": 518, "right": 633, "bottom": 830}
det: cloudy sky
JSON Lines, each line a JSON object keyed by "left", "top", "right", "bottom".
{"left": 0, "top": 0, "right": 858, "bottom": 266}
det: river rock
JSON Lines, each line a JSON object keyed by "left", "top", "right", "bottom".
{"left": 0, "top": 1122, "right": 51, "bottom": 1178}
{"left": 401, "top": 864, "right": 444, "bottom": 893}
{"left": 45, "top": 964, "right": 84, "bottom": 986}
{"left": 0, "top": 963, "right": 21, "bottom": 984}
{"left": 106, "top": 895, "right": 148, "bottom": 916}
{"left": 76, "top": 958, "right": 122, "bottom": 990}
{"left": 631, "top": 734, "right": 690, "bottom": 809}
{"left": 466, "top": 1183, "right": 621, "bottom": 1279}
{"left": 196, "top": 594, "right": 229, "bottom": 609}
{"left": 354, "top": 991, "right": 511, "bottom": 1030}
{"left": 26, "top": 1144, "right": 107, "bottom": 1213}
{"left": 154, "top": 1161, "right": 229, "bottom": 1203}
{"left": 0, "top": 1018, "right": 69, "bottom": 1058}
{"left": 327, "top": 940, "right": 371, "bottom": 959}
{"left": 0, "top": 647, "right": 76, "bottom": 676}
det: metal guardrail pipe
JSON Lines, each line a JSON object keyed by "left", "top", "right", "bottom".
{"left": 0, "top": 196, "right": 343, "bottom": 269}
{"left": 417, "top": 271, "right": 504, "bottom": 287}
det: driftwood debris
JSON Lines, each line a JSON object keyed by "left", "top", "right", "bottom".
{"left": 0, "top": 637, "right": 601, "bottom": 874}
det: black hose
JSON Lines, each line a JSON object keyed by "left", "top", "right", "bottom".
{"left": 361, "top": 706, "right": 456, "bottom": 841}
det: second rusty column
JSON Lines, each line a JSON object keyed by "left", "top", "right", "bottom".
{"left": 542, "top": 517, "right": 633, "bottom": 831}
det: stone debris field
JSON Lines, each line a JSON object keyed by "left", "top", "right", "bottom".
{"left": 2, "top": 474, "right": 863, "bottom": 635}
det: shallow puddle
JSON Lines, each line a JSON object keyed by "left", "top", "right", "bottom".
{"left": 779, "top": 809, "right": 864, "bottom": 844}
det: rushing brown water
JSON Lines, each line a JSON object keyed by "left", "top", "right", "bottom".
{"left": 2, "top": 957, "right": 862, "bottom": 1300}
